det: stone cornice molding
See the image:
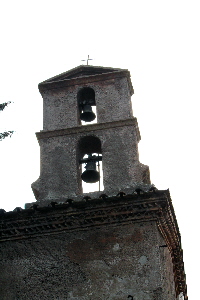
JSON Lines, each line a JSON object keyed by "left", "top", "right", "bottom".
{"left": 36, "top": 118, "right": 141, "bottom": 142}
{"left": 39, "top": 68, "right": 134, "bottom": 96}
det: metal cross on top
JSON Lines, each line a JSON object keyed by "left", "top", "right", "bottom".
{"left": 81, "top": 55, "right": 93, "bottom": 65}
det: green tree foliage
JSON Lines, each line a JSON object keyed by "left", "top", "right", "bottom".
{"left": 0, "top": 102, "right": 14, "bottom": 141}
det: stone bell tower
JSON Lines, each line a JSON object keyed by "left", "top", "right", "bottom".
{"left": 0, "top": 65, "right": 187, "bottom": 300}
{"left": 32, "top": 65, "right": 150, "bottom": 203}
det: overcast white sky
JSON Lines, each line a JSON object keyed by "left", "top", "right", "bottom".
{"left": 0, "top": 1, "right": 199, "bottom": 298}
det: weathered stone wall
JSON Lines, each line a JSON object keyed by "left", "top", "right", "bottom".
{"left": 32, "top": 119, "right": 150, "bottom": 202}
{"left": 42, "top": 75, "right": 133, "bottom": 131}
{"left": 159, "top": 245, "right": 177, "bottom": 299}
{"left": 0, "top": 220, "right": 176, "bottom": 300}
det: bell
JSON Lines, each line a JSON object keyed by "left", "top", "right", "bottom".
{"left": 80, "top": 104, "right": 96, "bottom": 122}
{"left": 81, "top": 160, "right": 100, "bottom": 183}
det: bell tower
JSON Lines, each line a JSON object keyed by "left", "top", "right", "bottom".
{"left": 0, "top": 65, "right": 187, "bottom": 300}
{"left": 32, "top": 65, "right": 150, "bottom": 203}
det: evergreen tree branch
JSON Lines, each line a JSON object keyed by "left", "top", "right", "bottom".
{"left": 0, "top": 102, "right": 11, "bottom": 111}
{"left": 0, "top": 131, "right": 14, "bottom": 141}
{"left": 0, "top": 102, "right": 14, "bottom": 141}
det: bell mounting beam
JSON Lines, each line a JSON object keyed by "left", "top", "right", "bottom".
{"left": 79, "top": 154, "right": 102, "bottom": 165}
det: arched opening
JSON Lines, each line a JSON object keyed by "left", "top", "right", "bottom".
{"left": 77, "top": 136, "right": 103, "bottom": 193}
{"left": 77, "top": 87, "right": 97, "bottom": 125}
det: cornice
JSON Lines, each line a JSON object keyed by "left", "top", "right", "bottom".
{"left": 36, "top": 118, "right": 141, "bottom": 142}
{"left": 39, "top": 69, "right": 134, "bottom": 96}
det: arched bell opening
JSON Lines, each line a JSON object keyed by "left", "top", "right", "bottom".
{"left": 77, "top": 136, "right": 104, "bottom": 193}
{"left": 77, "top": 87, "right": 97, "bottom": 125}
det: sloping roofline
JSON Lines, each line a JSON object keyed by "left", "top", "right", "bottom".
{"left": 38, "top": 65, "right": 134, "bottom": 95}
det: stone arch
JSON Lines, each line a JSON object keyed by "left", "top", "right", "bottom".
{"left": 77, "top": 135, "right": 101, "bottom": 159}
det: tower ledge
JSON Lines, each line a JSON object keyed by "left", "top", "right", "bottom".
{"left": 36, "top": 118, "right": 141, "bottom": 142}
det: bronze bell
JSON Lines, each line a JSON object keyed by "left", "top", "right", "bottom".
{"left": 80, "top": 104, "right": 96, "bottom": 122}
{"left": 81, "top": 160, "right": 100, "bottom": 183}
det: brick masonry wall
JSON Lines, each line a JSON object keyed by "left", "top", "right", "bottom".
{"left": 42, "top": 76, "right": 133, "bottom": 131}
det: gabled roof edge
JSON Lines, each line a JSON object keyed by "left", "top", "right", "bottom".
{"left": 39, "top": 65, "right": 130, "bottom": 86}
